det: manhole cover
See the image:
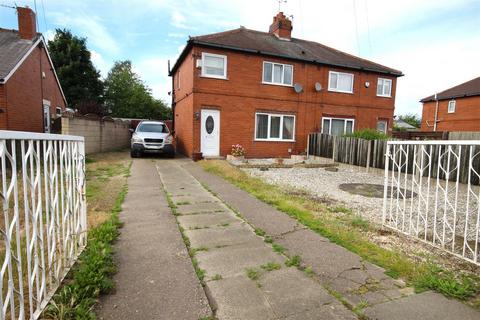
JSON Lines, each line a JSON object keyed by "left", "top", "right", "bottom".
{"left": 338, "top": 183, "right": 417, "bottom": 198}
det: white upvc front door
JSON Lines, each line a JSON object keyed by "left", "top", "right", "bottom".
{"left": 200, "top": 109, "right": 220, "bottom": 156}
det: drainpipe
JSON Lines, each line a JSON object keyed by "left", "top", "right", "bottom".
{"left": 168, "top": 60, "right": 175, "bottom": 133}
{"left": 433, "top": 93, "right": 438, "bottom": 132}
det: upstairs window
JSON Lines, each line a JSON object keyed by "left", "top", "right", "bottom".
{"left": 328, "top": 71, "right": 354, "bottom": 93}
{"left": 448, "top": 100, "right": 456, "bottom": 113}
{"left": 377, "top": 78, "right": 392, "bottom": 97}
{"left": 201, "top": 53, "right": 227, "bottom": 79}
{"left": 255, "top": 113, "right": 295, "bottom": 141}
{"left": 263, "top": 62, "right": 293, "bottom": 86}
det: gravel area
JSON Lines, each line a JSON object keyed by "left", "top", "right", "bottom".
{"left": 244, "top": 163, "right": 385, "bottom": 221}
{"left": 243, "top": 161, "right": 480, "bottom": 254}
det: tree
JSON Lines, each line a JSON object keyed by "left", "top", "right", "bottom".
{"left": 398, "top": 113, "right": 421, "bottom": 128}
{"left": 48, "top": 29, "right": 104, "bottom": 112}
{"left": 104, "top": 60, "right": 171, "bottom": 119}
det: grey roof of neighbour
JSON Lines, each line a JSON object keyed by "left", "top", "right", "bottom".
{"left": 171, "top": 27, "right": 403, "bottom": 76}
{"left": 0, "top": 28, "right": 40, "bottom": 81}
{"left": 421, "top": 76, "right": 480, "bottom": 102}
{"left": 394, "top": 118, "right": 417, "bottom": 130}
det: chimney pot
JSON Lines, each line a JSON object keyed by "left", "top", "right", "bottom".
{"left": 269, "top": 12, "right": 292, "bottom": 40}
{"left": 17, "top": 7, "right": 37, "bottom": 40}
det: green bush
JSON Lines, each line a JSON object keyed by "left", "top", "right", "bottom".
{"left": 343, "top": 129, "right": 388, "bottom": 140}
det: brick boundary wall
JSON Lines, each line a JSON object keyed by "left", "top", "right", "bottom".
{"left": 61, "top": 114, "right": 131, "bottom": 154}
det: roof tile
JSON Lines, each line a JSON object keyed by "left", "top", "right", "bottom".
{"left": 174, "top": 27, "right": 402, "bottom": 76}
{"left": 0, "top": 28, "right": 39, "bottom": 80}
{"left": 421, "top": 76, "right": 480, "bottom": 102}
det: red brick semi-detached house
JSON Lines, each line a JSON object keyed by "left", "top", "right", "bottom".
{"left": 420, "top": 76, "right": 480, "bottom": 132}
{"left": 170, "top": 12, "right": 403, "bottom": 158}
{"left": 0, "top": 6, "right": 66, "bottom": 133}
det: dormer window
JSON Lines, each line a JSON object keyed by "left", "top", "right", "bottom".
{"left": 201, "top": 52, "right": 227, "bottom": 79}
{"left": 262, "top": 61, "right": 293, "bottom": 86}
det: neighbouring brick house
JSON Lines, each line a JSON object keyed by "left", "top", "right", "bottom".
{"left": 0, "top": 7, "right": 66, "bottom": 133}
{"left": 170, "top": 12, "right": 403, "bottom": 158}
{"left": 420, "top": 76, "right": 480, "bottom": 132}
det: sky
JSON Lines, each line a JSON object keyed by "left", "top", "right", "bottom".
{"left": 1, "top": 0, "right": 479, "bottom": 115}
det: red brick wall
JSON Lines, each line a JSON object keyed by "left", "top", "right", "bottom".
{"left": 421, "top": 96, "right": 480, "bottom": 132}
{"left": 173, "top": 47, "right": 195, "bottom": 156}
{"left": 174, "top": 45, "right": 397, "bottom": 158}
{"left": 3, "top": 44, "right": 66, "bottom": 132}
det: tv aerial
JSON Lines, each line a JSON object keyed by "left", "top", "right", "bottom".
{"left": 277, "top": 0, "right": 287, "bottom": 11}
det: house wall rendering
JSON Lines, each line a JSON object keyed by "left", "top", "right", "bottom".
{"left": 421, "top": 96, "right": 480, "bottom": 132}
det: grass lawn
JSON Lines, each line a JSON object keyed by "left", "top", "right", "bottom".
{"left": 200, "top": 160, "right": 480, "bottom": 309}
{"left": 43, "top": 150, "right": 131, "bottom": 319}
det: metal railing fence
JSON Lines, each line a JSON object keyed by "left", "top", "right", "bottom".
{"left": 0, "top": 131, "right": 87, "bottom": 319}
{"left": 382, "top": 140, "right": 480, "bottom": 265}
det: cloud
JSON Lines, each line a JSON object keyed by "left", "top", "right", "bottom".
{"left": 134, "top": 57, "right": 173, "bottom": 103}
{"left": 171, "top": 10, "right": 190, "bottom": 29}
{"left": 168, "top": 32, "right": 187, "bottom": 38}
{"left": 50, "top": 11, "right": 120, "bottom": 55}
{"left": 90, "top": 50, "right": 111, "bottom": 78}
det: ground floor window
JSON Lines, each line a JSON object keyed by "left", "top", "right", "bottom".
{"left": 322, "top": 117, "right": 354, "bottom": 136}
{"left": 377, "top": 120, "right": 388, "bottom": 133}
{"left": 255, "top": 113, "right": 295, "bottom": 141}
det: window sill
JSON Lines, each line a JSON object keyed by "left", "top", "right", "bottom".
{"left": 261, "top": 81, "right": 293, "bottom": 88}
{"left": 200, "top": 75, "right": 228, "bottom": 80}
{"left": 376, "top": 94, "right": 392, "bottom": 98}
{"left": 328, "top": 89, "right": 354, "bottom": 94}
{"left": 254, "top": 139, "right": 296, "bottom": 143}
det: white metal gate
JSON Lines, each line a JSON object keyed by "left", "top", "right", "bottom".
{"left": 0, "top": 130, "right": 87, "bottom": 319}
{"left": 382, "top": 140, "right": 480, "bottom": 265}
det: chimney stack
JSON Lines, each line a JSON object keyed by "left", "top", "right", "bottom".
{"left": 17, "top": 7, "right": 37, "bottom": 40}
{"left": 269, "top": 12, "right": 292, "bottom": 40}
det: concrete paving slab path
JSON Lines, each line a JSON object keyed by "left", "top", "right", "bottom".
{"left": 97, "top": 158, "right": 479, "bottom": 320}
{"left": 156, "top": 159, "right": 356, "bottom": 320}
{"left": 182, "top": 160, "right": 480, "bottom": 320}
{"left": 96, "top": 159, "right": 211, "bottom": 320}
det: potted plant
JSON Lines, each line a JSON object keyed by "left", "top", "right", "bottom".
{"left": 227, "top": 144, "right": 246, "bottom": 161}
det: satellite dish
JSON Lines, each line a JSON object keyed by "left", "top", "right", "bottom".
{"left": 314, "top": 82, "right": 322, "bottom": 92}
{"left": 293, "top": 83, "right": 303, "bottom": 93}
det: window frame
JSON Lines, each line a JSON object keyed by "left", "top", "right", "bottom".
{"left": 321, "top": 117, "right": 355, "bottom": 135}
{"left": 447, "top": 100, "right": 456, "bottom": 113}
{"left": 201, "top": 52, "right": 227, "bottom": 79}
{"left": 328, "top": 71, "right": 354, "bottom": 94}
{"left": 254, "top": 112, "right": 296, "bottom": 142}
{"left": 376, "top": 120, "right": 388, "bottom": 133}
{"left": 377, "top": 78, "right": 392, "bottom": 97}
{"left": 262, "top": 61, "right": 294, "bottom": 87}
